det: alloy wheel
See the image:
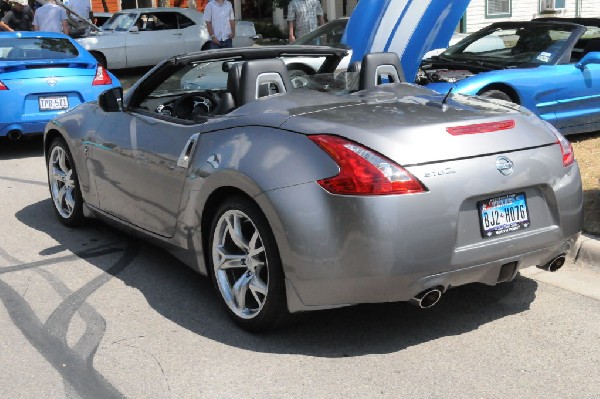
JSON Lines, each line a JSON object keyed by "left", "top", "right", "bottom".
{"left": 48, "top": 145, "right": 76, "bottom": 219}
{"left": 212, "top": 209, "right": 269, "bottom": 319}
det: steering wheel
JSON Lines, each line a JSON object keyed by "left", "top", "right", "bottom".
{"left": 170, "top": 92, "right": 216, "bottom": 120}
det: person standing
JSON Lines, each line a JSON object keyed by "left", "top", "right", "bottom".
{"left": 204, "top": 0, "right": 235, "bottom": 49}
{"left": 0, "top": 0, "right": 33, "bottom": 32}
{"left": 287, "top": 0, "right": 324, "bottom": 44}
{"left": 33, "top": 0, "right": 69, "bottom": 34}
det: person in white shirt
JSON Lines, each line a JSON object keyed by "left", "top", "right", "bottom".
{"left": 204, "top": 0, "right": 235, "bottom": 49}
{"left": 67, "top": 0, "right": 91, "bottom": 22}
{"left": 33, "top": 0, "right": 68, "bottom": 34}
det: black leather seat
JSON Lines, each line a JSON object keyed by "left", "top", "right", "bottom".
{"left": 359, "top": 52, "right": 405, "bottom": 90}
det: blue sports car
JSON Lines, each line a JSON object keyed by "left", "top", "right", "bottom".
{"left": 0, "top": 31, "right": 120, "bottom": 140}
{"left": 419, "top": 20, "right": 600, "bottom": 135}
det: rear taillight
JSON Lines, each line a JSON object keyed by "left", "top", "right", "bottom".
{"left": 543, "top": 121, "right": 574, "bottom": 167}
{"left": 0, "top": 80, "right": 8, "bottom": 90}
{"left": 309, "top": 135, "right": 427, "bottom": 195}
{"left": 556, "top": 136, "right": 575, "bottom": 167}
{"left": 92, "top": 64, "right": 112, "bottom": 86}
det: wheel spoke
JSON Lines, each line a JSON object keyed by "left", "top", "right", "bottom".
{"left": 215, "top": 246, "right": 247, "bottom": 270}
{"left": 232, "top": 272, "right": 252, "bottom": 311}
{"left": 249, "top": 274, "right": 267, "bottom": 305}
{"left": 226, "top": 214, "right": 249, "bottom": 251}
{"left": 248, "top": 230, "right": 265, "bottom": 257}
{"left": 64, "top": 189, "right": 75, "bottom": 213}
{"left": 58, "top": 150, "right": 69, "bottom": 174}
{"left": 57, "top": 186, "right": 67, "bottom": 207}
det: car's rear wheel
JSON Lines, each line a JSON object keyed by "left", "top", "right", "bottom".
{"left": 479, "top": 89, "right": 515, "bottom": 103}
{"left": 47, "top": 138, "right": 85, "bottom": 227}
{"left": 209, "top": 196, "right": 289, "bottom": 332}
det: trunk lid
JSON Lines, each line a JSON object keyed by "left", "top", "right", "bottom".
{"left": 281, "top": 87, "right": 557, "bottom": 166}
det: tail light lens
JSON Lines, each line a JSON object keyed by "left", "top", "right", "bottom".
{"left": 309, "top": 135, "right": 427, "bottom": 195}
{"left": 543, "top": 121, "right": 574, "bottom": 167}
{"left": 0, "top": 80, "right": 8, "bottom": 90}
{"left": 92, "top": 64, "right": 112, "bottom": 86}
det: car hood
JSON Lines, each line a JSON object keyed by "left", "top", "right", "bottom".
{"left": 342, "top": 0, "right": 470, "bottom": 81}
{"left": 279, "top": 86, "right": 556, "bottom": 166}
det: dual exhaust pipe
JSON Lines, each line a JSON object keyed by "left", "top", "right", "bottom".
{"left": 537, "top": 254, "right": 566, "bottom": 272}
{"left": 410, "top": 288, "right": 443, "bottom": 309}
{"left": 410, "top": 254, "right": 566, "bottom": 309}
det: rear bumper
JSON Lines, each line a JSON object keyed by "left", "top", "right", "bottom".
{"left": 255, "top": 148, "right": 583, "bottom": 313}
{"left": 0, "top": 121, "right": 47, "bottom": 136}
{"left": 283, "top": 233, "right": 578, "bottom": 312}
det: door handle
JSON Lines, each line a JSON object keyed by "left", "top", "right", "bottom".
{"left": 177, "top": 133, "right": 200, "bottom": 168}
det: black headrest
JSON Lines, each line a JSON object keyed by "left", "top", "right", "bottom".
{"left": 238, "top": 59, "right": 292, "bottom": 106}
{"left": 227, "top": 62, "right": 243, "bottom": 106}
{"left": 359, "top": 52, "right": 405, "bottom": 90}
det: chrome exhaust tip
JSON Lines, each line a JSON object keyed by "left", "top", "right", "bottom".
{"left": 410, "top": 288, "right": 442, "bottom": 309}
{"left": 537, "top": 254, "right": 566, "bottom": 272}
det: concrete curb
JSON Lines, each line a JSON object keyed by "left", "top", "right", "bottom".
{"left": 570, "top": 233, "right": 600, "bottom": 270}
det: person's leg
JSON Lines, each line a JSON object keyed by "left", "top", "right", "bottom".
{"left": 222, "top": 38, "right": 233, "bottom": 48}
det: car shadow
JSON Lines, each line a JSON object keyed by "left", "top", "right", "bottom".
{"left": 16, "top": 199, "right": 539, "bottom": 358}
{"left": 0, "top": 136, "right": 44, "bottom": 160}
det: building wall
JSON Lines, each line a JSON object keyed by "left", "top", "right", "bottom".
{"left": 466, "top": 0, "right": 596, "bottom": 33}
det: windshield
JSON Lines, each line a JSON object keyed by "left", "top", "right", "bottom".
{"left": 0, "top": 37, "right": 79, "bottom": 60}
{"left": 102, "top": 13, "right": 138, "bottom": 32}
{"left": 294, "top": 19, "right": 349, "bottom": 48}
{"left": 441, "top": 23, "right": 578, "bottom": 65}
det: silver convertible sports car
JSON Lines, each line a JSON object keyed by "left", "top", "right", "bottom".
{"left": 44, "top": 46, "right": 583, "bottom": 331}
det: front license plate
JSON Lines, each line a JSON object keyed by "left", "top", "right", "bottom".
{"left": 39, "top": 96, "right": 69, "bottom": 111}
{"left": 478, "top": 192, "right": 530, "bottom": 238}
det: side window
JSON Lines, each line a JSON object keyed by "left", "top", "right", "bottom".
{"left": 139, "top": 12, "right": 178, "bottom": 31}
{"left": 136, "top": 61, "right": 232, "bottom": 122}
{"left": 178, "top": 14, "right": 195, "bottom": 29}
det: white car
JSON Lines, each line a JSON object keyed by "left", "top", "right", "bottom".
{"left": 76, "top": 7, "right": 258, "bottom": 69}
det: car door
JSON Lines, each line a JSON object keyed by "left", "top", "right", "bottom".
{"left": 178, "top": 12, "right": 205, "bottom": 53}
{"left": 126, "top": 12, "right": 186, "bottom": 68}
{"left": 88, "top": 111, "right": 202, "bottom": 237}
{"left": 552, "top": 54, "right": 600, "bottom": 131}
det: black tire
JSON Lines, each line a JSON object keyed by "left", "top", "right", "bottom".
{"left": 208, "top": 196, "right": 290, "bottom": 332}
{"left": 90, "top": 51, "right": 107, "bottom": 69}
{"left": 479, "top": 89, "right": 515, "bottom": 103}
{"left": 47, "top": 137, "right": 86, "bottom": 227}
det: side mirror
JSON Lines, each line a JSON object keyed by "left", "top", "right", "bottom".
{"left": 98, "top": 87, "right": 123, "bottom": 112}
{"left": 575, "top": 51, "right": 600, "bottom": 70}
{"left": 129, "top": 25, "right": 139, "bottom": 32}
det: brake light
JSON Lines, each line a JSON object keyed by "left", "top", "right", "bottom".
{"left": 542, "top": 121, "right": 574, "bottom": 167}
{"left": 0, "top": 80, "right": 8, "bottom": 90}
{"left": 446, "top": 120, "right": 515, "bottom": 135}
{"left": 309, "top": 135, "right": 427, "bottom": 195}
{"left": 92, "top": 64, "right": 112, "bottom": 86}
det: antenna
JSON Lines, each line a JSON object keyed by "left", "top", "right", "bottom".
{"left": 441, "top": 86, "right": 454, "bottom": 112}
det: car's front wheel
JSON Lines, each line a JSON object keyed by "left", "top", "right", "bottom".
{"left": 479, "top": 89, "right": 515, "bottom": 103}
{"left": 47, "top": 138, "right": 85, "bottom": 227}
{"left": 209, "top": 196, "right": 289, "bottom": 332}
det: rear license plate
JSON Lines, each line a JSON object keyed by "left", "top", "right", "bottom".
{"left": 39, "top": 96, "right": 69, "bottom": 111}
{"left": 478, "top": 192, "right": 530, "bottom": 238}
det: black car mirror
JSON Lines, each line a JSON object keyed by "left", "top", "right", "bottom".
{"left": 98, "top": 87, "right": 124, "bottom": 112}
{"left": 575, "top": 51, "right": 600, "bottom": 70}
